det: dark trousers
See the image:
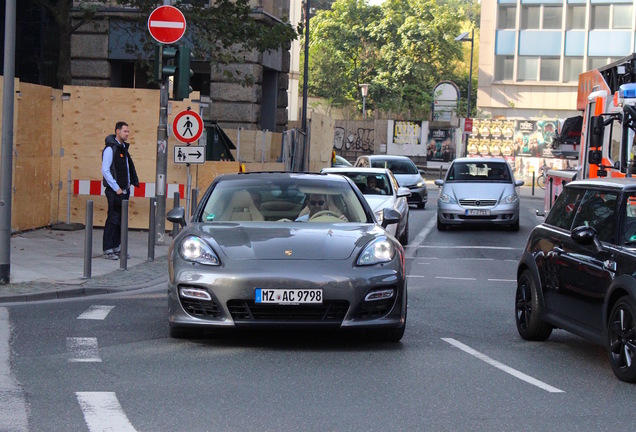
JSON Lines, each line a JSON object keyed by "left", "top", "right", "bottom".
{"left": 103, "top": 187, "right": 128, "bottom": 252}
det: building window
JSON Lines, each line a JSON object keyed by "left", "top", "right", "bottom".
{"left": 564, "top": 57, "right": 583, "bottom": 82}
{"left": 567, "top": 5, "right": 586, "bottom": 30}
{"left": 543, "top": 6, "right": 563, "bottom": 30}
{"left": 591, "top": 5, "right": 610, "bottom": 29}
{"left": 540, "top": 58, "right": 560, "bottom": 81}
{"left": 588, "top": 57, "right": 621, "bottom": 71}
{"left": 613, "top": 4, "right": 632, "bottom": 29}
{"left": 518, "top": 56, "right": 539, "bottom": 81}
{"left": 521, "top": 6, "right": 541, "bottom": 29}
{"left": 495, "top": 55, "right": 514, "bottom": 81}
{"left": 498, "top": 5, "right": 517, "bottom": 29}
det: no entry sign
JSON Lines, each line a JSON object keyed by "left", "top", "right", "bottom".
{"left": 173, "top": 109, "right": 203, "bottom": 144}
{"left": 148, "top": 5, "right": 186, "bottom": 44}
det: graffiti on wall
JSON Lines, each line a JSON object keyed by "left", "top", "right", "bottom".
{"left": 333, "top": 127, "right": 375, "bottom": 152}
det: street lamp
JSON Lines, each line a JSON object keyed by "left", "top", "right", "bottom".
{"left": 455, "top": 29, "right": 474, "bottom": 157}
{"left": 360, "top": 83, "right": 369, "bottom": 120}
{"left": 455, "top": 30, "right": 474, "bottom": 118}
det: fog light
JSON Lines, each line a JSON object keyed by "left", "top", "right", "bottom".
{"left": 179, "top": 287, "right": 212, "bottom": 301}
{"left": 365, "top": 289, "right": 394, "bottom": 301}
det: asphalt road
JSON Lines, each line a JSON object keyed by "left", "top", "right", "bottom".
{"left": 3, "top": 191, "right": 636, "bottom": 431}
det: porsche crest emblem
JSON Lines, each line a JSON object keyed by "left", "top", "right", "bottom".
{"left": 285, "top": 250, "right": 293, "bottom": 256}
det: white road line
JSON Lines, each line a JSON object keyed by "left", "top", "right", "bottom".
{"left": 406, "top": 275, "right": 427, "bottom": 278}
{"left": 77, "top": 306, "right": 115, "bottom": 320}
{"left": 0, "top": 308, "right": 29, "bottom": 431}
{"left": 462, "top": 258, "right": 495, "bottom": 261}
{"left": 76, "top": 392, "right": 137, "bottom": 432}
{"left": 67, "top": 337, "right": 102, "bottom": 362}
{"left": 442, "top": 338, "right": 564, "bottom": 393}
{"left": 418, "top": 245, "right": 520, "bottom": 250}
{"left": 488, "top": 279, "right": 516, "bottom": 282}
{"left": 435, "top": 276, "right": 476, "bottom": 281}
{"left": 405, "top": 216, "right": 437, "bottom": 259}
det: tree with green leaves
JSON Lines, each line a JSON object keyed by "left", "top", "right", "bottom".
{"left": 306, "top": 0, "right": 473, "bottom": 119}
{"left": 31, "top": 0, "right": 297, "bottom": 88}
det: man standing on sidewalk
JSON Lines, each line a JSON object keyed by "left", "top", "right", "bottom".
{"left": 101, "top": 122, "right": 139, "bottom": 260}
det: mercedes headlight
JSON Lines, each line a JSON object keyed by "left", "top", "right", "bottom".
{"left": 357, "top": 237, "right": 395, "bottom": 266}
{"left": 502, "top": 194, "right": 519, "bottom": 204}
{"left": 179, "top": 236, "right": 220, "bottom": 266}
{"left": 439, "top": 193, "right": 455, "bottom": 204}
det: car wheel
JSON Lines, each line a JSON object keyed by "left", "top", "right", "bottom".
{"left": 399, "top": 217, "right": 409, "bottom": 245}
{"left": 515, "top": 270, "right": 552, "bottom": 341}
{"left": 607, "top": 297, "right": 636, "bottom": 382}
{"left": 417, "top": 202, "right": 425, "bottom": 209}
{"left": 437, "top": 217, "right": 447, "bottom": 231}
{"left": 509, "top": 220, "right": 520, "bottom": 231}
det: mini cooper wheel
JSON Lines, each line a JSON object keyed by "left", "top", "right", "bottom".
{"left": 515, "top": 270, "right": 552, "bottom": 341}
{"left": 607, "top": 297, "right": 636, "bottom": 382}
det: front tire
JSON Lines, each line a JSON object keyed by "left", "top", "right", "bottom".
{"left": 437, "top": 217, "right": 447, "bottom": 231}
{"left": 515, "top": 270, "right": 552, "bottom": 341}
{"left": 607, "top": 297, "right": 636, "bottom": 382}
{"left": 373, "top": 325, "right": 405, "bottom": 342}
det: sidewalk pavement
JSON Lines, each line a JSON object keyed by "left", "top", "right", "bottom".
{"left": 0, "top": 184, "right": 546, "bottom": 304}
{"left": 0, "top": 227, "right": 172, "bottom": 303}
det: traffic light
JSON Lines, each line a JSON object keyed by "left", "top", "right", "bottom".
{"left": 173, "top": 44, "right": 193, "bottom": 101}
{"left": 152, "top": 44, "right": 177, "bottom": 83}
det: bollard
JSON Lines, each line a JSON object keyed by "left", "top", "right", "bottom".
{"left": 172, "top": 192, "right": 180, "bottom": 237}
{"left": 191, "top": 188, "right": 198, "bottom": 216}
{"left": 532, "top": 171, "right": 535, "bottom": 196}
{"left": 148, "top": 197, "right": 156, "bottom": 262}
{"left": 120, "top": 199, "right": 129, "bottom": 271}
{"left": 83, "top": 200, "right": 93, "bottom": 279}
{"left": 439, "top": 165, "right": 443, "bottom": 179}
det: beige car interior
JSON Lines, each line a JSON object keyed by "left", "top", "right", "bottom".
{"left": 217, "top": 190, "right": 264, "bottom": 221}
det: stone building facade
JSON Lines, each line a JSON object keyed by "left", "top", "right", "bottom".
{"left": 70, "top": 1, "right": 292, "bottom": 132}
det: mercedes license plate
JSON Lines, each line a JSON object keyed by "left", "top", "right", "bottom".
{"left": 466, "top": 209, "right": 490, "bottom": 216}
{"left": 255, "top": 288, "right": 323, "bottom": 304}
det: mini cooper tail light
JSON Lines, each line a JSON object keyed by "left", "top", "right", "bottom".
{"left": 179, "top": 287, "right": 212, "bottom": 301}
{"left": 365, "top": 289, "right": 395, "bottom": 301}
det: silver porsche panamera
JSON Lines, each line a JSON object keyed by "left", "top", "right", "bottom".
{"left": 166, "top": 172, "right": 408, "bottom": 341}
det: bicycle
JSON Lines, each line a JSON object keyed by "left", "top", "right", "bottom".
{"left": 536, "top": 165, "right": 548, "bottom": 189}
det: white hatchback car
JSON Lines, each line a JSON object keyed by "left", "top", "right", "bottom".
{"left": 434, "top": 157, "right": 524, "bottom": 231}
{"left": 322, "top": 167, "right": 411, "bottom": 245}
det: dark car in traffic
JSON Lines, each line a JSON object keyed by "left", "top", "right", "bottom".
{"left": 515, "top": 178, "right": 636, "bottom": 382}
{"left": 167, "top": 172, "right": 408, "bottom": 342}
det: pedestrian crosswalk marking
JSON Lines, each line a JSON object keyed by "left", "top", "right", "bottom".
{"left": 76, "top": 392, "right": 137, "bottom": 432}
{"left": 77, "top": 306, "right": 114, "bottom": 320}
{"left": 67, "top": 337, "right": 101, "bottom": 362}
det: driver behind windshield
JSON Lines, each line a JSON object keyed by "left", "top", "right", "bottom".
{"left": 296, "top": 193, "right": 328, "bottom": 221}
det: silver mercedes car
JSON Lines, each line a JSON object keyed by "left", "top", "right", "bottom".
{"left": 166, "top": 172, "right": 408, "bottom": 341}
{"left": 434, "top": 157, "right": 524, "bottom": 231}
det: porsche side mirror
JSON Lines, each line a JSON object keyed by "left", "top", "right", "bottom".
{"left": 167, "top": 207, "right": 187, "bottom": 227}
{"left": 434, "top": 179, "right": 444, "bottom": 187}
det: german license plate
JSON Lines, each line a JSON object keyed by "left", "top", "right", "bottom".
{"left": 466, "top": 209, "right": 490, "bottom": 216}
{"left": 255, "top": 288, "right": 323, "bottom": 304}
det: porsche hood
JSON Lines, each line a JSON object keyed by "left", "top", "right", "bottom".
{"left": 189, "top": 223, "right": 384, "bottom": 260}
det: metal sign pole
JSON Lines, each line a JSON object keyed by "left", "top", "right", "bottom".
{"left": 155, "top": 78, "right": 169, "bottom": 245}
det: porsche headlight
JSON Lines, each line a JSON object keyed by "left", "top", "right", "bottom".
{"left": 416, "top": 181, "right": 424, "bottom": 187}
{"left": 179, "top": 236, "right": 220, "bottom": 266}
{"left": 439, "top": 193, "right": 455, "bottom": 204}
{"left": 357, "top": 237, "right": 395, "bottom": 266}
{"left": 502, "top": 194, "right": 519, "bottom": 204}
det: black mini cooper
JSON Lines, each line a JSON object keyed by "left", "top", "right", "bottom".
{"left": 516, "top": 178, "right": 636, "bottom": 382}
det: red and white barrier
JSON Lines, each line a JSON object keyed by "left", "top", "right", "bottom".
{"left": 73, "top": 180, "right": 185, "bottom": 199}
